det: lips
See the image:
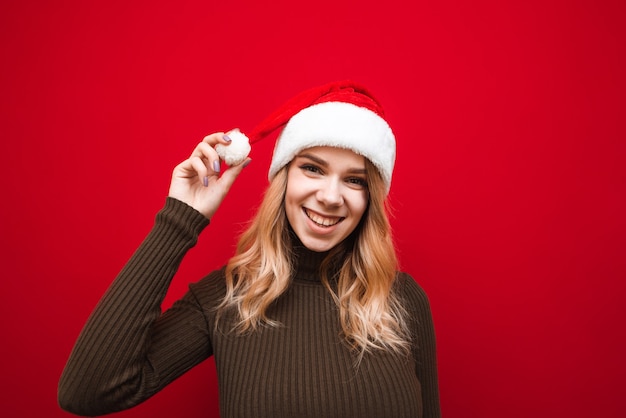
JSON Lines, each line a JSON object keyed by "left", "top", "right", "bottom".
{"left": 304, "top": 208, "right": 344, "bottom": 227}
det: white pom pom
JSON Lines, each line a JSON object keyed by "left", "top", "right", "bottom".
{"left": 215, "top": 129, "right": 251, "bottom": 166}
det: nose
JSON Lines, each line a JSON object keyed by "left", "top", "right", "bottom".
{"left": 316, "top": 177, "right": 344, "bottom": 207}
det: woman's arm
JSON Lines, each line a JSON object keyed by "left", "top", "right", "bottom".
{"left": 58, "top": 198, "right": 211, "bottom": 415}
{"left": 399, "top": 273, "right": 442, "bottom": 418}
{"left": 58, "top": 133, "right": 250, "bottom": 415}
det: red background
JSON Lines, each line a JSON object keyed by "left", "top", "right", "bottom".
{"left": 1, "top": 1, "right": 624, "bottom": 417}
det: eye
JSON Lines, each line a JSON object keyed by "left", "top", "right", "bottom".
{"left": 347, "top": 177, "right": 368, "bottom": 188}
{"left": 299, "top": 164, "right": 323, "bottom": 174}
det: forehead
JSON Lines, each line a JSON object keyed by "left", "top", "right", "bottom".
{"left": 296, "top": 146, "right": 366, "bottom": 166}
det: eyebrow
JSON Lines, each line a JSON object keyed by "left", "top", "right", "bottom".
{"left": 297, "top": 152, "right": 367, "bottom": 174}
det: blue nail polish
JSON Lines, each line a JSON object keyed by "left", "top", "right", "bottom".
{"left": 213, "top": 160, "right": 221, "bottom": 173}
{"left": 203, "top": 176, "right": 208, "bottom": 187}
{"left": 223, "top": 134, "right": 232, "bottom": 143}
{"left": 243, "top": 159, "right": 251, "bottom": 168}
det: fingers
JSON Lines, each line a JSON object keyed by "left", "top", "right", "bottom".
{"left": 201, "top": 132, "right": 232, "bottom": 148}
{"left": 169, "top": 132, "right": 251, "bottom": 218}
{"left": 179, "top": 133, "right": 248, "bottom": 186}
{"left": 191, "top": 140, "right": 219, "bottom": 163}
{"left": 186, "top": 132, "right": 243, "bottom": 170}
{"left": 218, "top": 157, "right": 252, "bottom": 190}
{"left": 174, "top": 146, "right": 217, "bottom": 179}
{"left": 192, "top": 132, "right": 234, "bottom": 169}
{"left": 188, "top": 156, "right": 211, "bottom": 185}
{"left": 187, "top": 141, "right": 220, "bottom": 182}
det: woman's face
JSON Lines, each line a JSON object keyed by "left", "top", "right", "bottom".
{"left": 285, "top": 146, "right": 369, "bottom": 252}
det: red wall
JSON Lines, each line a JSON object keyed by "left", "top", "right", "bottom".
{"left": 2, "top": 1, "right": 624, "bottom": 417}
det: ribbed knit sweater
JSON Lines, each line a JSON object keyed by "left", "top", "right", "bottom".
{"left": 58, "top": 198, "right": 440, "bottom": 417}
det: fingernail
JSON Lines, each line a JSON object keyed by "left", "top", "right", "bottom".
{"left": 243, "top": 158, "right": 251, "bottom": 168}
{"left": 203, "top": 176, "right": 209, "bottom": 187}
{"left": 213, "top": 160, "right": 221, "bottom": 173}
{"left": 223, "top": 134, "right": 232, "bottom": 143}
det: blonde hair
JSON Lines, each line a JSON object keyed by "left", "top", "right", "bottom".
{"left": 217, "top": 159, "right": 410, "bottom": 358}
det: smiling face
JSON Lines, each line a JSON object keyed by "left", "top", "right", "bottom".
{"left": 285, "top": 146, "right": 369, "bottom": 252}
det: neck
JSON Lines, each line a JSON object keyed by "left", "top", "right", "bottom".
{"left": 290, "top": 229, "right": 349, "bottom": 282}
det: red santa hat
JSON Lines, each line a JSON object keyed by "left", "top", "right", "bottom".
{"left": 249, "top": 80, "right": 396, "bottom": 194}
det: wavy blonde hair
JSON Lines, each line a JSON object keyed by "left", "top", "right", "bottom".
{"left": 217, "top": 158, "right": 410, "bottom": 357}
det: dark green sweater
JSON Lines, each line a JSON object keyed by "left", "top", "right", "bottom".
{"left": 59, "top": 198, "right": 440, "bottom": 417}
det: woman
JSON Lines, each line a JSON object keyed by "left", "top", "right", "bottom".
{"left": 58, "top": 81, "right": 441, "bottom": 417}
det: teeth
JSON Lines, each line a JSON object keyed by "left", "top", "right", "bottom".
{"left": 305, "top": 209, "right": 342, "bottom": 227}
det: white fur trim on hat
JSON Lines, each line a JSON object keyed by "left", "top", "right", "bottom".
{"left": 268, "top": 101, "right": 396, "bottom": 193}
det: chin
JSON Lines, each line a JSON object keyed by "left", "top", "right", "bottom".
{"left": 298, "top": 236, "right": 338, "bottom": 253}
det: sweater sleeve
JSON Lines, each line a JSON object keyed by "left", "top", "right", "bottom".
{"left": 58, "top": 197, "right": 214, "bottom": 416}
{"left": 398, "top": 272, "right": 442, "bottom": 418}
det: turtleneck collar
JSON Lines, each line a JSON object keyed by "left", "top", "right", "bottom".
{"left": 289, "top": 229, "right": 349, "bottom": 283}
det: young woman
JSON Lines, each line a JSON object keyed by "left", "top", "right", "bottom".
{"left": 58, "top": 81, "right": 441, "bottom": 417}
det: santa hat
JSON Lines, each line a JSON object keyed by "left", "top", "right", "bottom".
{"left": 249, "top": 81, "right": 396, "bottom": 194}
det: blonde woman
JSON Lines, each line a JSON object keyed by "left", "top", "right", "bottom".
{"left": 59, "top": 81, "right": 441, "bottom": 417}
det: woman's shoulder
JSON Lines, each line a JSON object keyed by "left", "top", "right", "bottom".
{"left": 394, "top": 272, "right": 433, "bottom": 312}
{"left": 187, "top": 266, "right": 229, "bottom": 304}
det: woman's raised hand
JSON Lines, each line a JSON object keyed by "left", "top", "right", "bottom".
{"left": 168, "top": 133, "right": 251, "bottom": 219}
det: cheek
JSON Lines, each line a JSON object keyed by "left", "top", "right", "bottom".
{"left": 350, "top": 191, "right": 369, "bottom": 220}
{"left": 284, "top": 178, "right": 305, "bottom": 221}
{"left": 284, "top": 170, "right": 297, "bottom": 205}
{"left": 285, "top": 170, "right": 316, "bottom": 204}
{"left": 285, "top": 180, "right": 301, "bottom": 205}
